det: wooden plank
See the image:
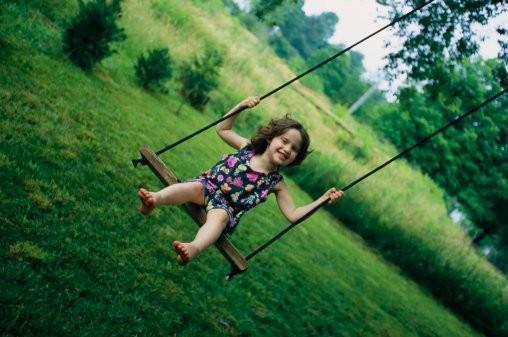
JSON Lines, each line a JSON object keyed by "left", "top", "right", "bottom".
{"left": 139, "top": 146, "right": 249, "bottom": 272}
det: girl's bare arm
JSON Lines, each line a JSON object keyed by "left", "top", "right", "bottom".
{"left": 216, "top": 96, "right": 260, "bottom": 150}
{"left": 274, "top": 180, "right": 343, "bottom": 223}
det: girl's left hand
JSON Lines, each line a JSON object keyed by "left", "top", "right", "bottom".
{"left": 324, "top": 187, "right": 344, "bottom": 204}
{"left": 239, "top": 96, "right": 260, "bottom": 109}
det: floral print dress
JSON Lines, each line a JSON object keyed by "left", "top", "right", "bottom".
{"left": 191, "top": 145, "right": 283, "bottom": 233}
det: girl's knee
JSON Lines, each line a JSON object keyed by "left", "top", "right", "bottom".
{"left": 186, "top": 181, "right": 205, "bottom": 205}
{"left": 207, "top": 208, "right": 229, "bottom": 224}
{"left": 193, "top": 182, "right": 205, "bottom": 195}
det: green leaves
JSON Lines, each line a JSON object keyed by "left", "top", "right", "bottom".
{"left": 378, "top": 0, "right": 507, "bottom": 81}
{"left": 307, "top": 47, "right": 368, "bottom": 105}
{"left": 63, "top": 0, "right": 126, "bottom": 71}
{"left": 135, "top": 48, "right": 172, "bottom": 91}
{"left": 362, "top": 59, "right": 508, "bottom": 264}
{"left": 179, "top": 48, "right": 224, "bottom": 110}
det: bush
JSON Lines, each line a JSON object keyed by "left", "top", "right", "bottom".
{"left": 63, "top": 0, "right": 126, "bottom": 71}
{"left": 135, "top": 48, "right": 172, "bottom": 91}
{"left": 179, "top": 48, "right": 223, "bottom": 110}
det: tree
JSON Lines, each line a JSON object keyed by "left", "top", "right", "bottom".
{"left": 250, "top": 0, "right": 298, "bottom": 22}
{"left": 135, "top": 48, "right": 172, "bottom": 91}
{"left": 276, "top": 4, "right": 338, "bottom": 59}
{"left": 63, "top": 0, "right": 126, "bottom": 71}
{"left": 306, "top": 46, "right": 368, "bottom": 105}
{"left": 360, "top": 59, "right": 508, "bottom": 269}
{"left": 179, "top": 48, "right": 223, "bottom": 110}
{"left": 258, "top": 1, "right": 369, "bottom": 106}
{"left": 377, "top": 0, "right": 507, "bottom": 82}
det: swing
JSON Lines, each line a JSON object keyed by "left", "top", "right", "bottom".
{"left": 133, "top": 0, "right": 507, "bottom": 280}
{"left": 139, "top": 146, "right": 249, "bottom": 273}
{"left": 133, "top": 0, "right": 435, "bottom": 278}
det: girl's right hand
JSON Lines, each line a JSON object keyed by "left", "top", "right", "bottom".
{"left": 240, "top": 96, "right": 260, "bottom": 109}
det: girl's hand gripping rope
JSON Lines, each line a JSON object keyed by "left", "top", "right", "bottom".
{"left": 323, "top": 187, "right": 344, "bottom": 204}
{"left": 239, "top": 96, "right": 260, "bottom": 109}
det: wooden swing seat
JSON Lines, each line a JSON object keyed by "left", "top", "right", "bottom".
{"left": 139, "top": 146, "right": 249, "bottom": 272}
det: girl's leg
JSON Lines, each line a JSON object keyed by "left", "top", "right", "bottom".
{"left": 138, "top": 181, "right": 204, "bottom": 215}
{"left": 173, "top": 208, "right": 229, "bottom": 265}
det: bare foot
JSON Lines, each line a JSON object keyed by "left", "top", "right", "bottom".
{"left": 173, "top": 241, "right": 200, "bottom": 265}
{"left": 138, "top": 188, "right": 156, "bottom": 215}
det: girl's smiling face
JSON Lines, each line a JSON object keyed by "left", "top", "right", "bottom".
{"left": 267, "top": 128, "right": 302, "bottom": 167}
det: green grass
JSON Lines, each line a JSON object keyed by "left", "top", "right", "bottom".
{"left": 0, "top": 50, "right": 480, "bottom": 337}
{"left": 1, "top": 1, "right": 506, "bottom": 336}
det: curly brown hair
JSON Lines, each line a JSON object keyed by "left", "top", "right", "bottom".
{"left": 250, "top": 115, "right": 310, "bottom": 166}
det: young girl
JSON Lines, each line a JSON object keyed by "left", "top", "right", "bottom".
{"left": 138, "top": 96, "right": 344, "bottom": 265}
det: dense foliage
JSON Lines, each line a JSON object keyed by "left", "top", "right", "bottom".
{"left": 325, "top": 0, "right": 508, "bottom": 272}
{"left": 63, "top": 0, "right": 126, "bottom": 71}
{"left": 376, "top": 0, "right": 507, "bottom": 81}
{"left": 357, "top": 59, "right": 508, "bottom": 272}
{"left": 179, "top": 48, "right": 223, "bottom": 110}
{"left": 274, "top": 2, "right": 337, "bottom": 59}
{"left": 250, "top": 0, "right": 298, "bottom": 21}
{"left": 253, "top": 0, "right": 368, "bottom": 104}
{"left": 306, "top": 46, "right": 368, "bottom": 105}
{"left": 135, "top": 47, "right": 172, "bottom": 91}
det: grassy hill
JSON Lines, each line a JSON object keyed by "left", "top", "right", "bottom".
{"left": 1, "top": 1, "right": 506, "bottom": 336}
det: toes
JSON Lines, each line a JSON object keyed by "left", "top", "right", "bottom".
{"left": 173, "top": 241, "right": 182, "bottom": 250}
{"left": 172, "top": 241, "right": 193, "bottom": 265}
{"left": 138, "top": 190, "right": 148, "bottom": 202}
{"left": 138, "top": 189, "right": 154, "bottom": 205}
{"left": 180, "top": 246, "right": 190, "bottom": 260}
{"left": 173, "top": 241, "right": 186, "bottom": 256}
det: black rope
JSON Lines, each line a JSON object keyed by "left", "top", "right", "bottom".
{"left": 132, "top": 0, "right": 436, "bottom": 167}
{"left": 225, "top": 87, "right": 508, "bottom": 280}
